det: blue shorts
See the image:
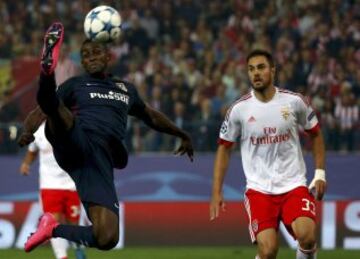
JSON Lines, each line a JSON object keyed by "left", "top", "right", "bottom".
{"left": 45, "top": 120, "right": 125, "bottom": 216}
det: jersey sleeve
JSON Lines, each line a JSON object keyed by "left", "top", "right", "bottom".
{"left": 28, "top": 125, "right": 43, "bottom": 152}
{"left": 219, "top": 106, "right": 241, "bottom": 144}
{"left": 128, "top": 84, "right": 146, "bottom": 116}
{"left": 28, "top": 136, "right": 39, "bottom": 152}
{"left": 296, "top": 95, "right": 319, "bottom": 133}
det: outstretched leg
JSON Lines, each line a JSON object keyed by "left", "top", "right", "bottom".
{"left": 36, "top": 22, "right": 74, "bottom": 135}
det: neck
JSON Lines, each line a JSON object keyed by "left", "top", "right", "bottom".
{"left": 90, "top": 72, "right": 106, "bottom": 79}
{"left": 253, "top": 85, "right": 276, "bottom": 102}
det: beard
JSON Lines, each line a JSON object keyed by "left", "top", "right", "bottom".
{"left": 251, "top": 76, "right": 272, "bottom": 92}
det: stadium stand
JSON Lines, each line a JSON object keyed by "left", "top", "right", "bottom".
{"left": 0, "top": 0, "right": 359, "bottom": 153}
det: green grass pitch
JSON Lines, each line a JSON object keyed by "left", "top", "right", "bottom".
{"left": 1, "top": 247, "right": 359, "bottom": 259}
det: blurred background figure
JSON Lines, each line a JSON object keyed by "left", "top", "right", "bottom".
{"left": 0, "top": 89, "right": 20, "bottom": 153}
{"left": 19, "top": 122, "right": 86, "bottom": 259}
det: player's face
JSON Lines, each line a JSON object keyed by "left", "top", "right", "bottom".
{"left": 247, "top": 55, "right": 275, "bottom": 91}
{"left": 81, "top": 42, "right": 110, "bottom": 75}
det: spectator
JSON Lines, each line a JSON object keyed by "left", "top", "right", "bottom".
{"left": 334, "top": 89, "right": 359, "bottom": 151}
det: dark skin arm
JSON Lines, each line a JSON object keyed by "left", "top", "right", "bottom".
{"left": 18, "top": 106, "right": 46, "bottom": 147}
{"left": 138, "top": 104, "right": 194, "bottom": 161}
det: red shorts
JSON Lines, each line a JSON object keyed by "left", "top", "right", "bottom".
{"left": 244, "top": 186, "right": 316, "bottom": 243}
{"left": 40, "top": 189, "right": 81, "bottom": 223}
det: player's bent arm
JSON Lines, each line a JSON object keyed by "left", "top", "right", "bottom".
{"left": 210, "top": 142, "right": 233, "bottom": 220}
{"left": 140, "top": 104, "right": 190, "bottom": 139}
{"left": 23, "top": 106, "right": 47, "bottom": 134}
{"left": 138, "top": 104, "right": 194, "bottom": 160}
{"left": 18, "top": 106, "right": 46, "bottom": 147}
{"left": 20, "top": 150, "right": 38, "bottom": 176}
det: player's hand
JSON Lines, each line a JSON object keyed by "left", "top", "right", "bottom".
{"left": 20, "top": 163, "right": 30, "bottom": 176}
{"left": 174, "top": 134, "right": 194, "bottom": 162}
{"left": 309, "top": 179, "right": 327, "bottom": 200}
{"left": 210, "top": 193, "right": 226, "bottom": 221}
{"left": 17, "top": 132, "right": 35, "bottom": 147}
{"left": 308, "top": 169, "right": 327, "bottom": 200}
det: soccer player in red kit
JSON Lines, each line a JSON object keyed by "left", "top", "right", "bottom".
{"left": 210, "top": 49, "right": 326, "bottom": 259}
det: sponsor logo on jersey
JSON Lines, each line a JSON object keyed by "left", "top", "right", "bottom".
{"left": 116, "top": 82, "right": 128, "bottom": 92}
{"left": 280, "top": 106, "right": 290, "bottom": 120}
{"left": 89, "top": 91, "right": 129, "bottom": 104}
{"left": 250, "top": 130, "right": 291, "bottom": 145}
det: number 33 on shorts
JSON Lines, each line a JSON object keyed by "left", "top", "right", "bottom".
{"left": 70, "top": 205, "right": 81, "bottom": 218}
{"left": 301, "top": 198, "right": 315, "bottom": 215}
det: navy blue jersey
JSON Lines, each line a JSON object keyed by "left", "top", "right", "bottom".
{"left": 56, "top": 74, "right": 145, "bottom": 165}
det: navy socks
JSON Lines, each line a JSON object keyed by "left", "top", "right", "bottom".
{"left": 53, "top": 225, "right": 97, "bottom": 247}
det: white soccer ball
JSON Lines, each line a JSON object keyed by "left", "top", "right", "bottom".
{"left": 84, "top": 5, "right": 122, "bottom": 43}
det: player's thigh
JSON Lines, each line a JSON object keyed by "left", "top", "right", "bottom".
{"left": 281, "top": 186, "right": 316, "bottom": 239}
{"left": 45, "top": 120, "right": 90, "bottom": 171}
{"left": 256, "top": 228, "right": 279, "bottom": 256}
{"left": 244, "top": 189, "right": 281, "bottom": 243}
{"left": 64, "top": 190, "right": 81, "bottom": 224}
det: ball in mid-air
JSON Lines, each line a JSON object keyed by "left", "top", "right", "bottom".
{"left": 84, "top": 5, "right": 122, "bottom": 43}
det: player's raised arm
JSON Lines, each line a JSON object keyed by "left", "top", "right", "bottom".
{"left": 138, "top": 104, "right": 194, "bottom": 161}
{"left": 210, "top": 142, "right": 232, "bottom": 220}
{"left": 18, "top": 106, "right": 47, "bottom": 147}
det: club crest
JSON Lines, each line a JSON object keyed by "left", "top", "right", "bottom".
{"left": 280, "top": 106, "right": 290, "bottom": 120}
{"left": 116, "top": 82, "right": 128, "bottom": 92}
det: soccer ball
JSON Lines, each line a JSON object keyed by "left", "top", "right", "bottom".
{"left": 84, "top": 5, "right": 122, "bottom": 43}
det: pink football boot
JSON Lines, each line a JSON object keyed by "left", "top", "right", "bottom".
{"left": 24, "top": 213, "right": 59, "bottom": 252}
{"left": 40, "top": 22, "right": 64, "bottom": 75}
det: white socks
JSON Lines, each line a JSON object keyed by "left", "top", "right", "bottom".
{"left": 296, "top": 245, "right": 317, "bottom": 259}
{"left": 50, "top": 237, "right": 69, "bottom": 259}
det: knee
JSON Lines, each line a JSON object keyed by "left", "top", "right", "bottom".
{"left": 298, "top": 233, "right": 316, "bottom": 250}
{"left": 258, "top": 241, "right": 278, "bottom": 259}
{"left": 94, "top": 229, "right": 119, "bottom": 250}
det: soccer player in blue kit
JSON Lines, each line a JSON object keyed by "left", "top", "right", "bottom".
{"left": 22, "top": 22, "right": 194, "bottom": 252}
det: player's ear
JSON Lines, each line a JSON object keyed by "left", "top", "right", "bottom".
{"left": 271, "top": 66, "right": 276, "bottom": 78}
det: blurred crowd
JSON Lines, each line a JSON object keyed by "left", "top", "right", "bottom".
{"left": 0, "top": 0, "right": 359, "bottom": 153}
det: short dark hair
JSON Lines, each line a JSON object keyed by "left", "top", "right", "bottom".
{"left": 246, "top": 49, "right": 275, "bottom": 67}
{"left": 80, "top": 39, "right": 108, "bottom": 53}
